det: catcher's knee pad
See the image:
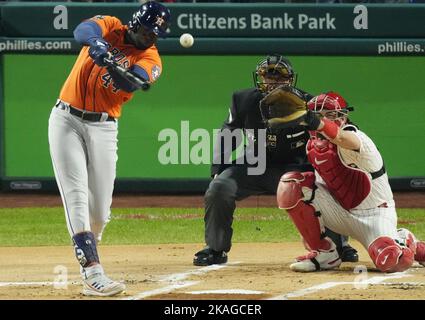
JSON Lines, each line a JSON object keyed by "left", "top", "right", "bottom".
{"left": 72, "top": 231, "right": 100, "bottom": 268}
{"left": 276, "top": 171, "right": 315, "bottom": 209}
{"left": 368, "top": 236, "right": 414, "bottom": 273}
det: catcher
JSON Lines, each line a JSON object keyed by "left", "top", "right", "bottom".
{"left": 193, "top": 55, "right": 358, "bottom": 266}
{"left": 266, "top": 85, "right": 425, "bottom": 272}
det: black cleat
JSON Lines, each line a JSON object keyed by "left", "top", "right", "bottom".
{"left": 341, "top": 246, "right": 359, "bottom": 263}
{"left": 193, "top": 247, "right": 228, "bottom": 266}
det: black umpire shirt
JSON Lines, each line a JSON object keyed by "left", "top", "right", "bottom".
{"left": 211, "top": 87, "right": 314, "bottom": 177}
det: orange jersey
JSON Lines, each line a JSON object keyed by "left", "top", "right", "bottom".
{"left": 59, "top": 15, "right": 162, "bottom": 118}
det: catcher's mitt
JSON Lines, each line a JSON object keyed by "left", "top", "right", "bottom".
{"left": 259, "top": 85, "right": 308, "bottom": 129}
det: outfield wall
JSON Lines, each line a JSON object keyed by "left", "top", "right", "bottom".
{"left": 0, "top": 3, "right": 424, "bottom": 192}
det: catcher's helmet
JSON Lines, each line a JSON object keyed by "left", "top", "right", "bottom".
{"left": 253, "top": 54, "right": 297, "bottom": 93}
{"left": 128, "top": 1, "right": 171, "bottom": 38}
{"left": 307, "top": 92, "right": 354, "bottom": 126}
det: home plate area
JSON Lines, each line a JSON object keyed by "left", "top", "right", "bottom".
{"left": 1, "top": 242, "right": 424, "bottom": 300}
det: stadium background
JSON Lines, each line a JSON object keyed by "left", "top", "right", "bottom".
{"left": 0, "top": 2, "right": 425, "bottom": 301}
{"left": 1, "top": 3, "right": 425, "bottom": 192}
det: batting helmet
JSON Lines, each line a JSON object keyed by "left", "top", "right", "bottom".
{"left": 253, "top": 54, "right": 297, "bottom": 93}
{"left": 128, "top": 1, "right": 171, "bottom": 38}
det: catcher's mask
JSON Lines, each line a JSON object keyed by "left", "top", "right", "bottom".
{"left": 307, "top": 92, "right": 354, "bottom": 128}
{"left": 128, "top": 1, "right": 171, "bottom": 38}
{"left": 259, "top": 85, "right": 307, "bottom": 130}
{"left": 253, "top": 54, "right": 297, "bottom": 94}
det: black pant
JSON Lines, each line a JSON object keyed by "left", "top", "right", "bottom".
{"left": 204, "top": 164, "right": 312, "bottom": 252}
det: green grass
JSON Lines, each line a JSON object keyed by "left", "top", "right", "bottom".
{"left": 0, "top": 207, "right": 424, "bottom": 247}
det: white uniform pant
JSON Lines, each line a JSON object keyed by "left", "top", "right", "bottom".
{"left": 48, "top": 106, "right": 118, "bottom": 241}
{"left": 312, "top": 183, "right": 399, "bottom": 249}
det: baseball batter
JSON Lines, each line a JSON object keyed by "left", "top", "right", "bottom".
{"left": 274, "top": 90, "right": 425, "bottom": 272}
{"left": 48, "top": 2, "right": 170, "bottom": 296}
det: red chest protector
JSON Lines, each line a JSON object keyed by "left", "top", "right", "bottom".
{"left": 307, "top": 138, "right": 371, "bottom": 210}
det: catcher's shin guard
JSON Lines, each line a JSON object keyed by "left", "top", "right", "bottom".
{"left": 277, "top": 171, "right": 329, "bottom": 251}
{"left": 368, "top": 236, "right": 414, "bottom": 273}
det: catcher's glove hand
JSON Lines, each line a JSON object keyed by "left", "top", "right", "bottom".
{"left": 259, "top": 85, "right": 309, "bottom": 129}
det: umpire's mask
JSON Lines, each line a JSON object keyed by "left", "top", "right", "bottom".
{"left": 253, "top": 54, "right": 297, "bottom": 94}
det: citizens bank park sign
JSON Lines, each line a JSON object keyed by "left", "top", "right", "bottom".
{"left": 177, "top": 13, "right": 339, "bottom": 32}
{"left": 167, "top": 5, "right": 425, "bottom": 38}
{"left": 1, "top": 4, "right": 424, "bottom": 39}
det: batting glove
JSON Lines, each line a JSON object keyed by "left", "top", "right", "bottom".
{"left": 88, "top": 38, "right": 111, "bottom": 67}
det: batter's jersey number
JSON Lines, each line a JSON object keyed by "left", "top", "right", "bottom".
{"left": 101, "top": 72, "right": 120, "bottom": 93}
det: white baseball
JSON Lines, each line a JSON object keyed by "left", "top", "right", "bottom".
{"left": 179, "top": 33, "right": 194, "bottom": 48}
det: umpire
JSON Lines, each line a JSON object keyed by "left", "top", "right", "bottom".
{"left": 193, "top": 54, "right": 358, "bottom": 266}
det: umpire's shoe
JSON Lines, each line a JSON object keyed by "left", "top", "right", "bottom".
{"left": 341, "top": 245, "right": 359, "bottom": 263}
{"left": 193, "top": 246, "right": 228, "bottom": 266}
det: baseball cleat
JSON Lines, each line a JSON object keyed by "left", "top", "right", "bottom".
{"left": 193, "top": 246, "right": 228, "bottom": 266}
{"left": 398, "top": 228, "right": 425, "bottom": 267}
{"left": 414, "top": 241, "right": 425, "bottom": 267}
{"left": 341, "top": 245, "right": 359, "bottom": 263}
{"left": 290, "top": 239, "right": 341, "bottom": 272}
{"left": 81, "top": 264, "right": 126, "bottom": 297}
{"left": 397, "top": 228, "right": 417, "bottom": 252}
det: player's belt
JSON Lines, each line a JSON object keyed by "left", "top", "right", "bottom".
{"left": 55, "top": 100, "right": 115, "bottom": 122}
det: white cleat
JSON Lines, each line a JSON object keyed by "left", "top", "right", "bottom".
{"left": 398, "top": 228, "right": 425, "bottom": 267}
{"left": 290, "top": 239, "right": 342, "bottom": 272}
{"left": 81, "top": 264, "right": 126, "bottom": 297}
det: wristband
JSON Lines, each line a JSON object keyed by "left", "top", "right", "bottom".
{"left": 318, "top": 118, "right": 339, "bottom": 139}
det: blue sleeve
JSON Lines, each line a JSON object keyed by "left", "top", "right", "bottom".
{"left": 109, "top": 65, "right": 150, "bottom": 93}
{"left": 130, "top": 65, "right": 150, "bottom": 82}
{"left": 73, "top": 20, "right": 103, "bottom": 46}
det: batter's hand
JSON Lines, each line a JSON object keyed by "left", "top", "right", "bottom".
{"left": 88, "top": 38, "right": 111, "bottom": 67}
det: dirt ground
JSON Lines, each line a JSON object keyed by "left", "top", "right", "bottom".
{"left": 0, "top": 242, "right": 424, "bottom": 300}
{"left": 0, "top": 193, "right": 424, "bottom": 300}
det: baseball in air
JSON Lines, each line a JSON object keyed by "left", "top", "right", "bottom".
{"left": 180, "top": 33, "right": 194, "bottom": 48}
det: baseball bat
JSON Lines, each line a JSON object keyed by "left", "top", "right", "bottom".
{"left": 103, "top": 57, "right": 151, "bottom": 91}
